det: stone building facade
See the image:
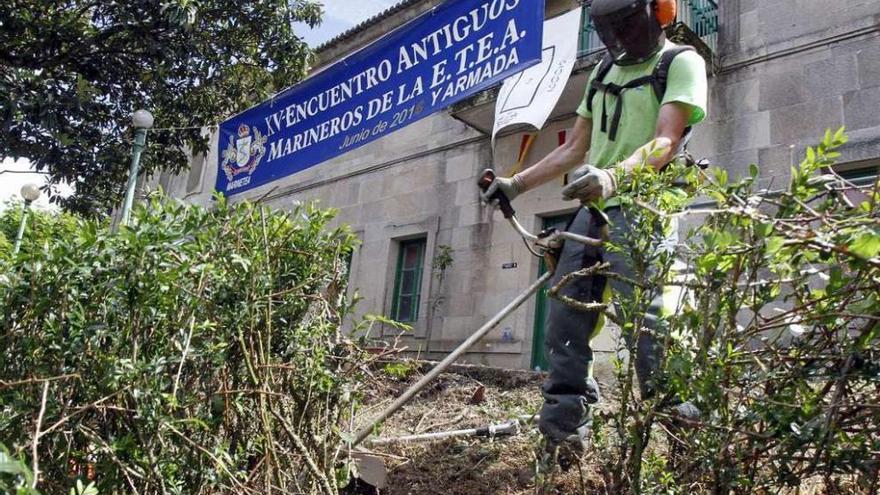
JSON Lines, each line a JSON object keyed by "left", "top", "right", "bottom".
{"left": 153, "top": 0, "right": 880, "bottom": 371}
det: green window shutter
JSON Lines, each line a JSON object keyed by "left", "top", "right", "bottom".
{"left": 684, "top": 0, "right": 720, "bottom": 38}
{"left": 391, "top": 238, "right": 426, "bottom": 323}
{"left": 579, "top": 3, "right": 600, "bottom": 55}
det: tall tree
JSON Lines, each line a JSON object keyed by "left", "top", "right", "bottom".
{"left": 0, "top": 0, "right": 322, "bottom": 214}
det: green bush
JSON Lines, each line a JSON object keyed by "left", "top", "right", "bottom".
{"left": 555, "top": 129, "right": 879, "bottom": 493}
{"left": 0, "top": 203, "right": 80, "bottom": 261}
{"left": 0, "top": 194, "right": 364, "bottom": 494}
{"left": 0, "top": 232, "right": 10, "bottom": 261}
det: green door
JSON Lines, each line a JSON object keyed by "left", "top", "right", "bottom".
{"left": 531, "top": 213, "right": 576, "bottom": 371}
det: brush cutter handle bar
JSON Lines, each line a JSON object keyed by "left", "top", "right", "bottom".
{"left": 514, "top": 218, "right": 603, "bottom": 248}
{"left": 478, "top": 169, "right": 516, "bottom": 219}
{"left": 478, "top": 171, "right": 602, "bottom": 247}
{"left": 508, "top": 215, "right": 538, "bottom": 242}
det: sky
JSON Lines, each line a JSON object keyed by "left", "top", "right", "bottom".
{"left": 296, "top": 0, "right": 400, "bottom": 47}
{"left": 0, "top": 0, "right": 399, "bottom": 209}
{"left": 0, "top": 158, "right": 73, "bottom": 211}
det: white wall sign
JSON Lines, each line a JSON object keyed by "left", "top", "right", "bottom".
{"left": 492, "top": 9, "right": 582, "bottom": 143}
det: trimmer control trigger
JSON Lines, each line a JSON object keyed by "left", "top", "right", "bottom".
{"left": 477, "top": 169, "right": 516, "bottom": 219}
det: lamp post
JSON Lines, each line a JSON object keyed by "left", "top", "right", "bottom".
{"left": 120, "top": 109, "right": 154, "bottom": 227}
{"left": 12, "top": 183, "right": 41, "bottom": 255}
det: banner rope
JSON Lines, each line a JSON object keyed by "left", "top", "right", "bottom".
{"left": 148, "top": 124, "right": 219, "bottom": 132}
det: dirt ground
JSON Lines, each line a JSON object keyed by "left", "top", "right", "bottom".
{"left": 353, "top": 363, "right": 603, "bottom": 494}
{"left": 343, "top": 363, "right": 874, "bottom": 495}
{"left": 349, "top": 362, "right": 870, "bottom": 495}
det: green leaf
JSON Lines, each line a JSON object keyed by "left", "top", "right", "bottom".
{"left": 855, "top": 322, "right": 880, "bottom": 349}
{"left": 849, "top": 231, "right": 880, "bottom": 259}
{"left": 755, "top": 222, "right": 773, "bottom": 238}
{"left": 766, "top": 236, "right": 786, "bottom": 256}
{"left": 70, "top": 480, "right": 99, "bottom": 495}
{"left": 749, "top": 163, "right": 759, "bottom": 180}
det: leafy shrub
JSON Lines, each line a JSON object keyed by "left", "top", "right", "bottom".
{"left": 0, "top": 233, "right": 10, "bottom": 262}
{"left": 0, "top": 203, "right": 80, "bottom": 261}
{"left": 1, "top": 443, "right": 38, "bottom": 494}
{"left": 558, "top": 129, "right": 879, "bottom": 493}
{"left": 662, "top": 130, "right": 879, "bottom": 493}
{"left": 0, "top": 194, "right": 364, "bottom": 494}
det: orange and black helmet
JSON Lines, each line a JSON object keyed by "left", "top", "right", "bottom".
{"left": 590, "top": 0, "right": 676, "bottom": 65}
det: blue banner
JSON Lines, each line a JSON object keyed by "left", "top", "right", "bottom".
{"left": 216, "top": 0, "right": 544, "bottom": 195}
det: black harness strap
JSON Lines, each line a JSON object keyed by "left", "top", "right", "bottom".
{"left": 593, "top": 75, "right": 654, "bottom": 141}
{"left": 586, "top": 46, "right": 696, "bottom": 142}
{"left": 651, "top": 46, "right": 693, "bottom": 103}
{"left": 586, "top": 53, "right": 614, "bottom": 116}
{"left": 653, "top": 46, "right": 697, "bottom": 148}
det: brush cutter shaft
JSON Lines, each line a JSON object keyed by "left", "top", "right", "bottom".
{"left": 558, "top": 230, "right": 604, "bottom": 247}
{"left": 351, "top": 196, "right": 603, "bottom": 447}
{"left": 352, "top": 271, "right": 555, "bottom": 447}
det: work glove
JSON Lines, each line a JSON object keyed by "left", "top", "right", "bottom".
{"left": 561, "top": 164, "right": 617, "bottom": 203}
{"left": 479, "top": 170, "right": 526, "bottom": 206}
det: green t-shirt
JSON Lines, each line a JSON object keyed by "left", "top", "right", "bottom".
{"left": 576, "top": 40, "right": 708, "bottom": 168}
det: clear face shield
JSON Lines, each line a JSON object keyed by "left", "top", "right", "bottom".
{"left": 592, "top": 3, "right": 664, "bottom": 65}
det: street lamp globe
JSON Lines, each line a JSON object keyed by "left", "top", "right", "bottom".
{"left": 20, "top": 183, "right": 41, "bottom": 202}
{"left": 132, "top": 109, "right": 154, "bottom": 129}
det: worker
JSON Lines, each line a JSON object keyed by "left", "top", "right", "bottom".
{"left": 480, "top": 0, "right": 708, "bottom": 461}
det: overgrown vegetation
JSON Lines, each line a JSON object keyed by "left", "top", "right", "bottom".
{"left": 1, "top": 130, "right": 877, "bottom": 495}
{"left": 573, "top": 128, "right": 880, "bottom": 493}
{"left": 0, "top": 202, "right": 80, "bottom": 261}
{"left": 0, "top": 195, "right": 367, "bottom": 494}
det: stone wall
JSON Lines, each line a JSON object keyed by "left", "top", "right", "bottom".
{"left": 153, "top": 0, "right": 880, "bottom": 371}
{"left": 690, "top": 0, "right": 880, "bottom": 181}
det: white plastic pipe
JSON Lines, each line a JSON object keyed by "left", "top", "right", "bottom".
{"left": 369, "top": 420, "right": 520, "bottom": 445}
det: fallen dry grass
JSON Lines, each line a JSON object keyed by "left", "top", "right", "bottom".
{"left": 352, "top": 362, "right": 871, "bottom": 495}
{"left": 356, "top": 363, "right": 601, "bottom": 494}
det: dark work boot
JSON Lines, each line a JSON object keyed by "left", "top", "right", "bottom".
{"left": 539, "top": 409, "right": 592, "bottom": 471}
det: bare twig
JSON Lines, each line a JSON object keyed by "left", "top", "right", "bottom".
{"left": 163, "top": 422, "right": 257, "bottom": 495}
{"left": 31, "top": 381, "right": 49, "bottom": 489}
{"left": 0, "top": 373, "right": 80, "bottom": 389}
{"left": 417, "top": 411, "right": 466, "bottom": 434}
{"left": 548, "top": 262, "right": 610, "bottom": 297}
{"left": 172, "top": 315, "right": 196, "bottom": 399}
{"left": 80, "top": 425, "right": 143, "bottom": 494}
{"left": 270, "top": 409, "right": 336, "bottom": 495}
{"left": 40, "top": 388, "right": 128, "bottom": 437}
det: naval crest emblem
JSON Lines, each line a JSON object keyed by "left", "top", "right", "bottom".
{"left": 221, "top": 124, "right": 267, "bottom": 181}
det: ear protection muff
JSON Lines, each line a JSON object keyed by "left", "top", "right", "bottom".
{"left": 654, "top": 0, "right": 677, "bottom": 27}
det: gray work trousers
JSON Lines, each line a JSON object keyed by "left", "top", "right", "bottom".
{"left": 538, "top": 206, "right": 677, "bottom": 443}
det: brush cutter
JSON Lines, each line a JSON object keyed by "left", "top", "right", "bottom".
{"left": 351, "top": 170, "right": 603, "bottom": 448}
{"left": 342, "top": 153, "right": 717, "bottom": 492}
